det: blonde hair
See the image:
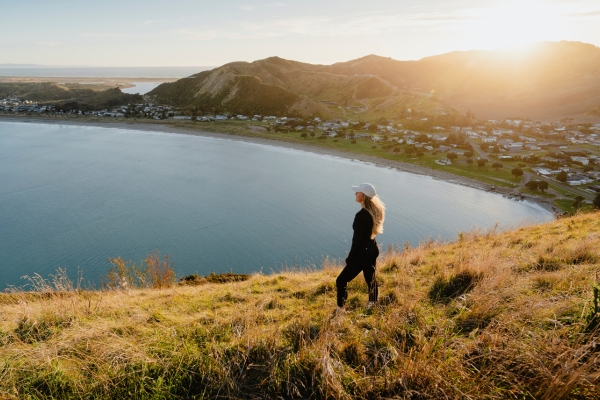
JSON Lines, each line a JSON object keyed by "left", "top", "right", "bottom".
{"left": 362, "top": 194, "right": 385, "bottom": 239}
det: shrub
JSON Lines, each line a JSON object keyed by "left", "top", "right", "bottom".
{"left": 102, "top": 251, "right": 176, "bottom": 289}
{"left": 144, "top": 251, "right": 176, "bottom": 288}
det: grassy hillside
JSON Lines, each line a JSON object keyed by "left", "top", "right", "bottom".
{"left": 1, "top": 212, "right": 599, "bottom": 398}
{"left": 150, "top": 41, "right": 600, "bottom": 121}
{"left": 149, "top": 62, "right": 335, "bottom": 119}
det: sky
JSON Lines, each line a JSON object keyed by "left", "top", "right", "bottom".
{"left": 0, "top": 0, "right": 599, "bottom": 67}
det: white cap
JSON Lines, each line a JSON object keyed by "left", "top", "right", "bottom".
{"left": 352, "top": 183, "right": 376, "bottom": 198}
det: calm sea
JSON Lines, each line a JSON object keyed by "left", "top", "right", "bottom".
{"left": 121, "top": 82, "right": 163, "bottom": 95}
{"left": 0, "top": 121, "right": 553, "bottom": 288}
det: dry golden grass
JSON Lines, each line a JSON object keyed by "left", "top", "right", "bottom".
{"left": 1, "top": 212, "right": 600, "bottom": 399}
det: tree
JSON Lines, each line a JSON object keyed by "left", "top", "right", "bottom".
{"left": 492, "top": 162, "right": 503, "bottom": 171}
{"left": 351, "top": 139, "right": 357, "bottom": 145}
{"left": 466, "top": 158, "right": 473, "bottom": 166}
{"left": 594, "top": 193, "right": 600, "bottom": 209}
{"left": 556, "top": 170, "right": 568, "bottom": 182}
{"left": 477, "top": 159, "right": 487, "bottom": 169}
{"left": 309, "top": 132, "right": 315, "bottom": 138}
{"left": 538, "top": 181, "right": 548, "bottom": 193}
{"left": 415, "top": 134, "right": 430, "bottom": 143}
{"left": 583, "top": 165, "right": 594, "bottom": 173}
{"left": 367, "top": 124, "right": 377, "bottom": 132}
{"left": 573, "top": 196, "right": 585, "bottom": 210}
{"left": 464, "top": 151, "right": 474, "bottom": 158}
{"left": 416, "top": 151, "right": 424, "bottom": 160}
{"left": 300, "top": 133, "right": 307, "bottom": 139}
{"left": 511, "top": 168, "right": 523, "bottom": 178}
{"left": 525, "top": 181, "right": 539, "bottom": 191}
{"left": 447, "top": 153, "right": 458, "bottom": 161}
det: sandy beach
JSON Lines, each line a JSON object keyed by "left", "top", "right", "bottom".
{"left": 1, "top": 116, "right": 560, "bottom": 214}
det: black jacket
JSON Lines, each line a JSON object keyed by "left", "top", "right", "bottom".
{"left": 346, "top": 208, "right": 379, "bottom": 264}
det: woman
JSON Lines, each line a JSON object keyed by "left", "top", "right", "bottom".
{"left": 336, "top": 182, "right": 385, "bottom": 312}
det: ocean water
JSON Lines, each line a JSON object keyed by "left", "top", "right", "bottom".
{"left": 121, "top": 82, "right": 164, "bottom": 95}
{"left": 0, "top": 121, "right": 553, "bottom": 288}
{"left": 0, "top": 66, "right": 211, "bottom": 78}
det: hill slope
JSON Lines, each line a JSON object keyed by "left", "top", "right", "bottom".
{"left": 150, "top": 41, "right": 600, "bottom": 120}
{"left": 1, "top": 212, "right": 599, "bottom": 398}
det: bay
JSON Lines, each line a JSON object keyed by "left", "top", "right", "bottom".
{"left": 0, "top": 121, "right": 552, "bottom": 288}
{"left": 121, "top": 82, "right": 163, "bottom": 95}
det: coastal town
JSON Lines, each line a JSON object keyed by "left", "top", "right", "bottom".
{"left": 2, "top": 95, "right": 600, "bottom": 212}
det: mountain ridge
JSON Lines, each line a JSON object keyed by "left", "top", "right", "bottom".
{"left": 149, "top": 41, "right": 600, "bottom": 121}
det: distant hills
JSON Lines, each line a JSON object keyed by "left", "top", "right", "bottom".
{"left": 0, "top": 82, "right": 142, "bottom": 109}
{"left": 149, "top": 41, "right": 600, "bottom": 121}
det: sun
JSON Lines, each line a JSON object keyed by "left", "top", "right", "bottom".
{"left": 464, "top": 1, "right": 568, "bottom": 50}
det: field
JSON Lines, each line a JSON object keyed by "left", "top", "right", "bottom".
{"left": 1, "top": 211, "right": 599, "bottom": 398}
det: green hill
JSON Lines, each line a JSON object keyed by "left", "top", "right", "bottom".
{"left": 149, "top": 41, "right": 600, "bottom": 121}
{"left": 1, "top": 212, "right": 599, "bottom": 398}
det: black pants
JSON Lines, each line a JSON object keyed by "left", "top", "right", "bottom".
{"left": 336, "top": 259, "right": 378, "bottom": 307}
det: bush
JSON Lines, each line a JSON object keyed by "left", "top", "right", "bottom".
{"left": 102, "top": 251, "right": 176, "bottom": 289}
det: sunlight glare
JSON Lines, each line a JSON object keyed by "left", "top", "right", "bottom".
{"left": 465, "top": 1, "right": 568, "bottom": 50}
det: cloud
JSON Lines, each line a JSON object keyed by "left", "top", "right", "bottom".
{"left": 37, "top": 41, "right": 61, "bottom": 47}
{"left": 142, "top": 20, "right": 154, "bottom": 25}
{"left": 242, "top": 12, "right": 461, "bottom": 38}
{"left": 79, "top": 33, "right": 130, "bottom": 38}
{"left": 177, "top": 10, "right": 481, "bottom": 41}
{"left": 566, "top": 10, "right": 600, "bottom": 17}
{"left": 239, "top": 5, "right": 255, "bottom": 11}
{"left": 176, "top": 29, "right": 222, "bottom": 40}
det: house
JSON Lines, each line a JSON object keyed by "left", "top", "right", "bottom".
{"left": 532, "top": 168, "right": 553, "bottom": 176}
{"left": 571, "top": 156, "right": 589, "bottom": 165}
{"left": 448, "top": 149, "right": 466, "bottom": 156}
{"left": 507, "top": 143, "right": 523, "bottom": 151}
{"left": 482, "top": 137, "right": 497, "bottom": 143}
{"left": 435, "top": 158, "right": 452, "bottom": 166}
{"left": 588, "top": 185, "right": 600, "bottom": 193}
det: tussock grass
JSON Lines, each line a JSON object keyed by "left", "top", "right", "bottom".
{"left": 1, "top": 213, "right": 600, "bottom": 398}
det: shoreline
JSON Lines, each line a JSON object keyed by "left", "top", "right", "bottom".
{"left": 0, "top": 116, "right": 559, "bottom": 215}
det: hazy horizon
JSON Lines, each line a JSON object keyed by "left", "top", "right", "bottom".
{"left": 1, "top": 0, "right": 598, "bottom": 67}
